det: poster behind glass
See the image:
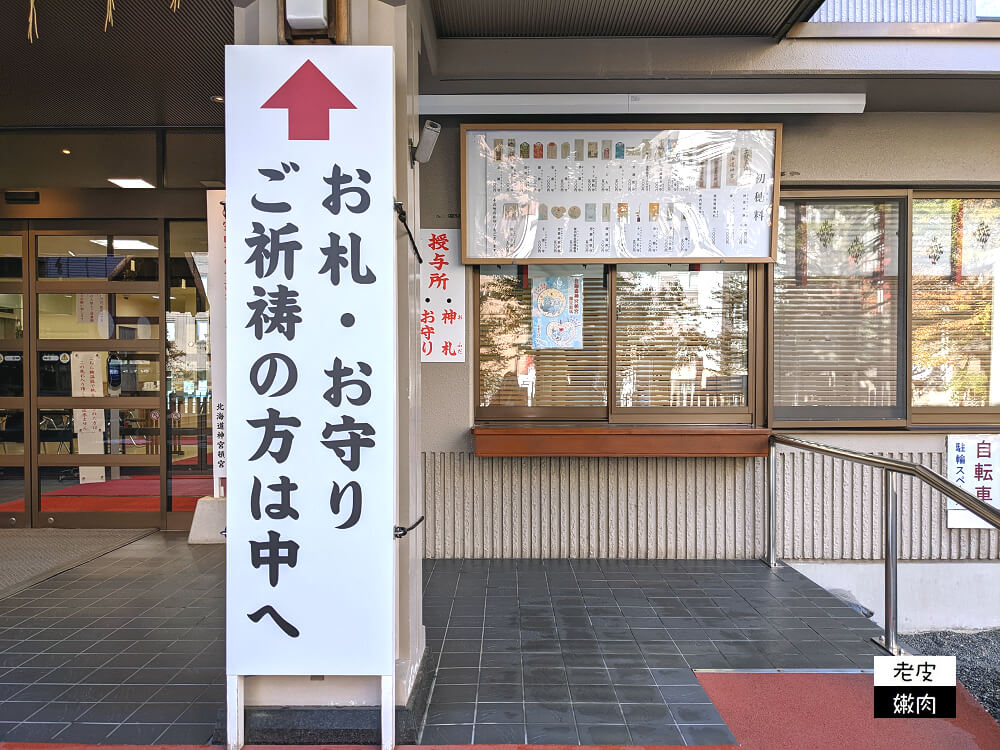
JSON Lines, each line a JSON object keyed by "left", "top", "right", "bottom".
{"left": 463, "top": 125, "right": 779, "bottom": 263}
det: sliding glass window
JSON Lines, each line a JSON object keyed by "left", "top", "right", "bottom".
{"left": 477, "top": 265, "right": 608, "bottom": 419}
{"left": 614, "top": 264, "right": 751, "bottom": 423}
{"left": 774, "top": 197, "right": 906, "bottom": 425}
{"left": 912, "top": 196, "right": 1000, "bottom": 423}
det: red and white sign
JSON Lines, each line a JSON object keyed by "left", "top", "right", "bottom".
{"left": 225, "top": 45, "right": 396, "bottom": 678}
{"left": 419, "top": 229, "right": 465, "bottom": 362}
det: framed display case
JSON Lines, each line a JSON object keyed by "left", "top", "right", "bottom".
{"left": 461, "top": 123, "right": 781, "bottom": 264}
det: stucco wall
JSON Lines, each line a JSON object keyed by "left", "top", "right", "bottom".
{"left": 418, "top": 112, "right": 1000, "bottom": 561}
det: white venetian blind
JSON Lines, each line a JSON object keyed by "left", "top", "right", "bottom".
{"left": 774, "top": 199, "right": 904, "bottom": 422}
{"left": 614, "top": 265, "right": 749, "bottom": 409}
{"left": 478, "top": 265, "right": 608, "bottom": 412}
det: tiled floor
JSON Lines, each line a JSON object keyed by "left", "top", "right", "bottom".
{"left": 0, "top": 533, "right": 224, "bottom": 744}
{"left": 419, "top": 558, "right": 887, "bottom": 746}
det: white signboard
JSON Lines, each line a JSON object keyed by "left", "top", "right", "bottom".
{"left": 419, "top": 229, "right": 465, "bottom": 362}
{"left": 946, "top": 434, "right": 1000, "bottom": 528}
{"left": 225, "top": 45, "right": 396, "bottom": 676}
{"left": 463, "top": 126, "right": 778, "bottom": 262}
{"left": 207, "top": 190, "right": 227, "bottom": 487}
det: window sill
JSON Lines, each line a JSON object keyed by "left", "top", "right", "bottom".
{"left": 472, "top": 424, "right": 770, "bottom": 457}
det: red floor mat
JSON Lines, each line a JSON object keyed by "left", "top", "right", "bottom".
{"left": 698, "top": 672, "right": 1000, "bottom": 750}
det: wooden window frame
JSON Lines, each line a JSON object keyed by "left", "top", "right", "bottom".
{"left": 910, "top": 191, "right": 1000, "bottom": 427}
{"left": 771, "top": 190, "right": 911, "bottom": 429}
{"left": 473, "top": 263, "right": 763, "bottom": 426}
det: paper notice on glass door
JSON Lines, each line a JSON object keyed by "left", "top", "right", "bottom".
{"left": 532, "top": 276, "right": 583, "bottom": 349}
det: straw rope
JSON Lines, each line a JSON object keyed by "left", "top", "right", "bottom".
{"left": 26, "top": 0, "right": 183, "bottom": 43}
{"left": 27, "top": 0, "right": 39, "bottom": 42}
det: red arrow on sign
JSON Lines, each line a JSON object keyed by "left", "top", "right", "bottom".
{"left": 261, "top": 60, "right": 356, "bottom": 141}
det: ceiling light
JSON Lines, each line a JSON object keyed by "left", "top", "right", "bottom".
{"left": 210, "top": 95, "right": 224, "bottom": 103}
{"left": 108, "top": 178, "right": 154, "bottom": 189}
{"left": 61, "top": 148, "right": 71, "bottom": 155}
{"left": 90, "top": 239, "right": 158, "bottom": 251}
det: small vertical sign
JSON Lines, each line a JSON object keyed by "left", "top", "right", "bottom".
{"left": 419, "top": 229, "right": 465, "bottom": 362}
{"left": 946, "top": 434, "right": 1000, "bottom": 528}
{"left": 225, "top": 45, "right": 396, "bottom": 677}
{"left": 206, "top": 190, "right": 227, "bottom": 490}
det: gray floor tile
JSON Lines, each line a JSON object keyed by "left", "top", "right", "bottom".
{"left": 524, "top": 702, "right": 574, "bottom": 725}
{"left": 475, "top": 702, "right": 524, "bottom": 724}
{"left": 475, "top": 682, "right": 524, "bottom": 703}
{"left": 577, "top": 723, "right": 631, "bottom": 744}
{"left": 425, "top": 702, "right": 476, "bottom": 725}
{"left": 105, "top": 722, "right": 173, "bottom": 744}
{"left": 626, "top": 722, "right": 685, "bottom": 744}
{"left": 525, "top": 722, "right": 579, "bottom": 744}
{"left": 523, "top": 682, "right": 571, "bottom": 702}
{"left": 51, "top": 722, "right": 118, "bottom": 743}
{"left": 420, "top": 723, "right": 473, "bottom": 744}
{"left": 473, "top": 723, "right": 525, "bottom": 744}
{"left": 569, "top": 683, "right": 618, "bottom": 702}
{"left": 614, "top": 684, "right": 665, "bottom": 704}
{"left": 679, "top": 723, "right": 738, "bottom": 745}
{"left": 155, "top": 723, "right": 217, "bottom": 745}
{"left": 671, "top": 702, "right": 727, "bottom": 724}
{"left": 0, "top": 701, "right": 48, "bottom": 721}
{"left": 3, "top": 721, "right": 70, "bottom": 741}
{"left": 573, "top": 702, "right": 625, "bottom": 724}
{"left": 651, "top": 667, "right": 700, "bottom": 685}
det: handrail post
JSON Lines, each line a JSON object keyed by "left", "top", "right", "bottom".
{"left": 763, "top": 440, "right": 779, "bottom": 568}
{"left": 877, "top": 469, "right": 901, "bottom": 655}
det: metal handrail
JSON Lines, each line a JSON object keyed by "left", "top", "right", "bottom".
{"left": 764, "top": 432, "right": 1000, "bottom": 655}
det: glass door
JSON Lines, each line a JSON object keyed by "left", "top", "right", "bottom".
{"left": 0, "top": 223, "right": 27, "bottom": 527}
{"left": 28, "top": 221, "right": 166, "bottom": 528}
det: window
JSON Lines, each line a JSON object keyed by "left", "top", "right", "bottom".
{"left": 475, "top": 263, "right": 755, "bottom": 423}
{"left": 614, "top": 264, "right": 751, "bottom": 422}
{"left": 912, "top": 196, "right": 1000, "bottom": 419}
{"left": 774, "top": 197, "right": 905, "bottom": 424}
{"left": 477, "top": 265, "right": 608, "bottom": 419}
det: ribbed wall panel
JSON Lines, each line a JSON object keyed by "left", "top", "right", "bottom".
{"left": 810, "top": 0, "right": 970, "bottom": 22}
{"left": 423, "top": 450, "right": 999, "bottom": 560}
{"left": 430, "top": 0, "right": 809, "bottom": 38}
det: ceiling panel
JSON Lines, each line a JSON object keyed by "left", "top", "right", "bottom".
{"left": 0, "top": 0, "right": 231, "bottom": 128}
{"left": 428, "top": 0, "right": 823, "bottom": 38}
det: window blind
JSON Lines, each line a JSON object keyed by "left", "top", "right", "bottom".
{"left": 774, "top": 199, "right": 904, "bottom": 422}
{"left": 614, "top": 265, "right": 749, "bottom": 409}
{"left": 478, "top": 266, "right": 608, "bottom": 411}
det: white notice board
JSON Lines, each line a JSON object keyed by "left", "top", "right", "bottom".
{"left": 225, "top": 45, "right": 396, "bottom": 677}
{"left": 463, "top": 125, "right": 779, "bottom": 263}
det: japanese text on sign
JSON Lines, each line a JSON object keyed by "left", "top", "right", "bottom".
{"left": 946, "top": 435, "right": 1000, "bottom": 528}
{"left": 419, "top": 229, "right": 466, "bottom": 362}
{"left": 225, "top": 45, "right": 395, "bottom": 677}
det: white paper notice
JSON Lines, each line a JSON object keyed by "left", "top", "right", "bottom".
{"left": 207, "top": 189, "right": 227, "bottom": 484}
{"left": 419, "top": 230, "right": 465, "bottom": 362}
{"left": 225, "top": 45, "right": 396, "bottom": 677}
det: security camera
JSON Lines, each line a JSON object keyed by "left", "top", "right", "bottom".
{"left": 411, "top": 120, "right": 441, "bottom": 166}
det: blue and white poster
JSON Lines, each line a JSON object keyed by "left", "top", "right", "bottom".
{"left": 532, "top": 276, "right": 583, "bottom": 349}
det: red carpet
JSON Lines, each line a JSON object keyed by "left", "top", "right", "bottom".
{"left": 0, "top": 475, "right": 211, "bottom": 513}
{"left": 698, "top": 672, "right": 1000, "bottom": 750}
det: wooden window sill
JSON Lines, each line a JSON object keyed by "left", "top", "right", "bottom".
{"left": 472, "top": 424, "right": 771, "bottom": 457}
